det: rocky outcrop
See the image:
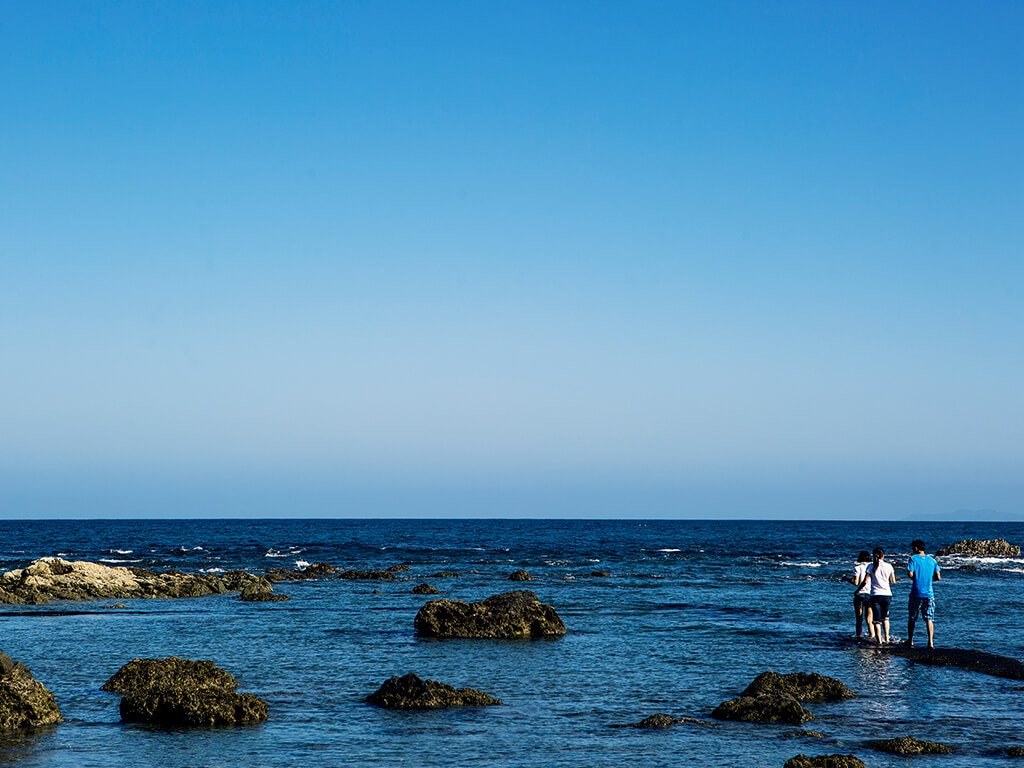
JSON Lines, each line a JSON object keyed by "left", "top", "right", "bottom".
{"left": 711, "top": 694, "right": 814, "bottom": 725}
{"left": 387, "top": 564, "right": 412, "bottom": 572}
{"left": 883, "top": 646, "right": 1024, "bottom": 680}
{"left": 414, "top": 590, "right": 567, "bottom": 638}
{"left": 265, "top": 562, "right": 339, "bottom": 582}
{"left": 742, "top": 671, "right": 855, "bottom": 702}
{"left": 0, "top": 653, "right": 62, "bottom": 730}
{"left": 102, "top": 657, "right": 268, "bottom": 727}
{"left": 239, "top": 584, "right": 290, "bottom": 602}
{"left": 936, "top": 538, "right": 1020, "bottom": 557}
{"left": 508, "top": 570, "right": 533, "bottom": 581}
{"left": 364, "top": 674, "right": 501, "bottom": 708}
{"left": 339, "top": 570, "right": 397, "bottom": 580}
{"left": 869, "top": 736, "right": 953, "bottom": 755}
{"left": 0, "top": 558, "right": 268, "bottom": 605}
{"left": 784, "top": 756, "right": 865, "bottom": 768}
{"left": 411, "top": 584, "right": 441, "bottom": 595}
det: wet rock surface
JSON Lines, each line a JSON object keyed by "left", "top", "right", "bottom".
{"left": 0, "top": 558, "right": 270, "bottom": 605}
{"left": 239, "top": 584, "right": 290, "bottom": 602}
{"left": 868, "top": 736, "right": 954, "bottom": 755}
{"left": 508, "top": 570, "right": 533, "bottom": 581}
{"left": 102, "top": 657, "right": 268, "bottom": 727}
{"left": 339, "top": 569, "right": 398, "bottom": 580}
{"left": 364, "top": 673, "right": 501, "bottom": 708}
{"left": 1007, "top": 746, "right": 1024, "bottom": 757}
{"left": 414, "top": 590, "right": 567, "bottom": 638}
{"left": 711, "top": 694, "right": 814, "bottom": 725}
{"left": 936, "top": 538, "right": 1021, "bottom": 557}
{"left": 742, "top": 671, "right": 855, "bottom": 702}
{"left": 411, "top": 583, "right": 441, "bottom": 595}
{"left": 0, "top": 652, "right": 62, "bottom": 731}
{"left": 883, "top": 646, "right": 1024, "bottom": 680}
{"left": 784, "top": 755, "right": 865, "bottom": 768}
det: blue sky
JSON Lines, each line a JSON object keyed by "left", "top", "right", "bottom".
{"left": 2, "top": 2, "right": 1022, "bottom": 518}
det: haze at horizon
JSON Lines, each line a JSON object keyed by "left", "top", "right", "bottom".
{"left": 3, "top": 2, "right": 1022, "bottom": 519}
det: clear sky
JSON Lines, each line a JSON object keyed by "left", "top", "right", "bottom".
{"left": 2, "top": 2, "right": 1022, "bottom": 519}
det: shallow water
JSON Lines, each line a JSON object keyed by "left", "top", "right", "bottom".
{"left": 1, "top": 519, "right": 1022, "bottom": 767}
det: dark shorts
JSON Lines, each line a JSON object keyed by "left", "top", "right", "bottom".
{"left": 854, "top": 593, "right": 871, "bottom": 611}
{"left": 870, "top": 595, "right": 891, "bottom": 621}
{"left": 909, "top": 594, "right": 935, "bottom": 621}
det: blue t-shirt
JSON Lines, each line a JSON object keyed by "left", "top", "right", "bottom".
{"left": 908, "top": 554, "right": 940, "bottom": 598}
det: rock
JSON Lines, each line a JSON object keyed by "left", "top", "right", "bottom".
{"left": 0, "top": 652, "right": 62, "bottom": 730}
{"left": 411, "top": 583, "right": 441, "bottom": 595}
{"left": 0, "top": 558, "right": 269, "bottom": 605}
{"left": 742, "top": 671, "right": 855, "bottom": 702}
{"left": 371, "top": 590, "right": 383, "bottom": 595}
{"left": 364, "top": 673, "right": 501, "bottom": 709}
{"left": 784, "top": 756, "right": 865, "bottom": 768}
{"left": 430, "top": 571, "right": 461, "bottom": 578}
{"left": 387, "top": 564, "right": 412, "bottom": 572}
{"left": 339, "top": 570, "right": 397, "bottom": 580}
{"left": 414, "top": 590, "right": 567, "bottom": 638}
{"left": 588, "top": 571, "right": 611, "bottom": 577}
{"left": 266, "top": 562, "right": 339, "bottom": 582}
{"left": 102, "top": 657, "right": 267, "bottom": 727}
{"left": 628, "top": 713, "right": 713, "bottom": 728}
{"left": 239, "top": 585, "right": 290, "bottom": 602}
{"left": 711, "top": 694, "right": 814, "bottom": 725}
{"left": 1008, "top": 746, "right": 1024, "bottom": 757}
{"left": 101, "top": 604, "right": 127, "bottom": 609}
{"left": 869, "top": 736, "right": 953, "bottom": 755}
{"left": 936, "top": 538, "right": 1021, "bottom": 557}
{"left": 959, "top": 564, "right": 980, "bottom": 571}
{"left": 508, "top": 570, "right": 533, "bottom": 581}
{"left": 883, "top": 646, "right": 1024, "bottom": 680}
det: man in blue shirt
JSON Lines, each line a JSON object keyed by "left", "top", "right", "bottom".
{"left": 907, "top": 538, "right": 942, "bottom": 648}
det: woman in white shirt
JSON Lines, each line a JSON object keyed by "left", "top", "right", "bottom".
{"left": 843, "top": 550, "right": 875, "bottom": 641}
{"left": 858, "top": 546, "right": 897, "bottom": 644}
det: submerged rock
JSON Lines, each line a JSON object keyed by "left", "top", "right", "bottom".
{"left": 430, "top": 571, "right": 461, "bottom": 578}
{"left": 1007, "top": 746, "right": 1024, "bottom": 757}
{"left": 0, "top": 652, "right": 62, "bottom": 731}
{"left": 627, "top": 713, "right": 713, "bottom": 728}
{"left": 784, "top": 756, "right": 865, "bottom": 768}
{"left": 414, "top": 590, "right": 567, "bottom": 638}
{"left": 387, "top": 564, "right": 412, "bottom": 572}
{"left": 239, "top": 584, "right": 290, "bottom": 602}
{"left": 0, "top": 558, "right": 268, "bottom": 605}
{"left": 711, "top": 694, "right": 814, "bottom": 725}
{"left": 339, "top": 570, "right": 397, "bottom": 580}
{"left": 411, "top": 583, "right": 441, "bottom": 595}
{"left": 102, "top": 657, "right": 267, "bottom": 727}
{"left": 869, "top": 736, "right": 953, "bottom": 755}
{"left": 742, "top": 671, "right": 855, "bottom": 702}
{"left": 265, "top": 562, "right": 339, "bottom": 582}
{"left": 883, "top": 646, "right": 1024, "bottom": 680}
{"left": 936, "top": 538, "right": 1021, "bottom": 557}
{"left": 364, "top": 673, "right": 501, "bottom": 709}
{"left": 508, "top": 570, "right": 533, "bottom": 581}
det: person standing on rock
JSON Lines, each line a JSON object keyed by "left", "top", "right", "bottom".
{"left": 843, "top": 550, "right": 875, "bottom": 641}
{"left": 857, "top": 547, "right": 897, "bottom": 644}
{"left": 906, "top": 539, "right": 941, "bottom": 648}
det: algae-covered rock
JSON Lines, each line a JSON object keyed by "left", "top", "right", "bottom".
{"left": 784, "top": 755, "right": 865, "bottom": 768}
{"left": 411, "top": 583, "right": 441, "bottom": 595}
{"left": 414, "top": 590, "right": 567, "bottom": 638}
{"left": 628, "top": 713, "right": 712, "bottom": 728}
{"left": 0, "top": 652, "right": 62, "bottom": 731}
{"left": 711, "top": 694, "right": 814, "bottom": 725}
{"left": 364, "top": 673, "right": 501, "bottom": 709}
{"left": 508, "top": 570, "right": 533, "bottom": 581}
{"left": 742, "top": 671, "right": 855, "bottom": 702}
{"left": 339, "top": 570, "right": 397, "bottom": 580}
{"left": 936, "top": 538, "right": 1020, "bottom": 557}
{"left": 102, "top": 657, "right": 267, "bottom": 727}
{"left": 265, "top": 562, "right": 339, "bottom": 582}
{"left": 869, "top": 736, "right": 954, "bottom": 755}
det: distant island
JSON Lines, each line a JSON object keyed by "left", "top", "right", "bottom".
{"left": 903, "top": 509, "right": 1024, "bottom": 522}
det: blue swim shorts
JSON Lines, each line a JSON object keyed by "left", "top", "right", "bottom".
{"left": 909, "top": 594, "right": 935, "bottom": 621}
{"left": 854, "top": 593, "right": 871, "bottom": 611}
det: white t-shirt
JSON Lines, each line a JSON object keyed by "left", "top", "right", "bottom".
{"left": 867, "top": 560, "right": 894, "bottom": 596}
{"left": 854, "top": 562, "right": 870, "bottom": 595}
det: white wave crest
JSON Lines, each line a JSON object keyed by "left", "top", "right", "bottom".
{"left": 657, "top": 548, "right": 682, "bottom": 553}
{"left": 100, "top": 558, "right": 142, "bottom": 564}
{"left": 780, "top": 561, "right": 824, "bottom": 568}
{"left": 295, "top": 560, "right": 311, "bottom": 569}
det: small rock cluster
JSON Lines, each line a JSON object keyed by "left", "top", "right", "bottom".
{"left": 414, "top": 590, "right": 567, "bottom": 638}
{"left": 935, "top": 538, "right": 1021, "bottom": 557}
{"left": 711, "top": 671, "right": 854, "bottom": 726}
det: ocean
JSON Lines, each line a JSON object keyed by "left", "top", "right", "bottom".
{"left": 1, "top": 518, "right": 1022, "bottom": 767}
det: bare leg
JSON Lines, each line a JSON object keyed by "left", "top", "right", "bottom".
{"left": 883, "top": 618, "right": 890, "bottom": 644}
{"left": 855, "top": 602, "right": 864, "bottom": 638}
{"left": 926, "top": 620, "right": 934, "bottom": 648}
{"left": 907, "top": 617, "right": 916, "bottom": 647}
{"left": 866, "top": 605, "right": 875, "bottom": 640}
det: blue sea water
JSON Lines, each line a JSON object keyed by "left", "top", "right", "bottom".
{"left": 1, "top": 518, "right": 1022, "bottom": 767}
